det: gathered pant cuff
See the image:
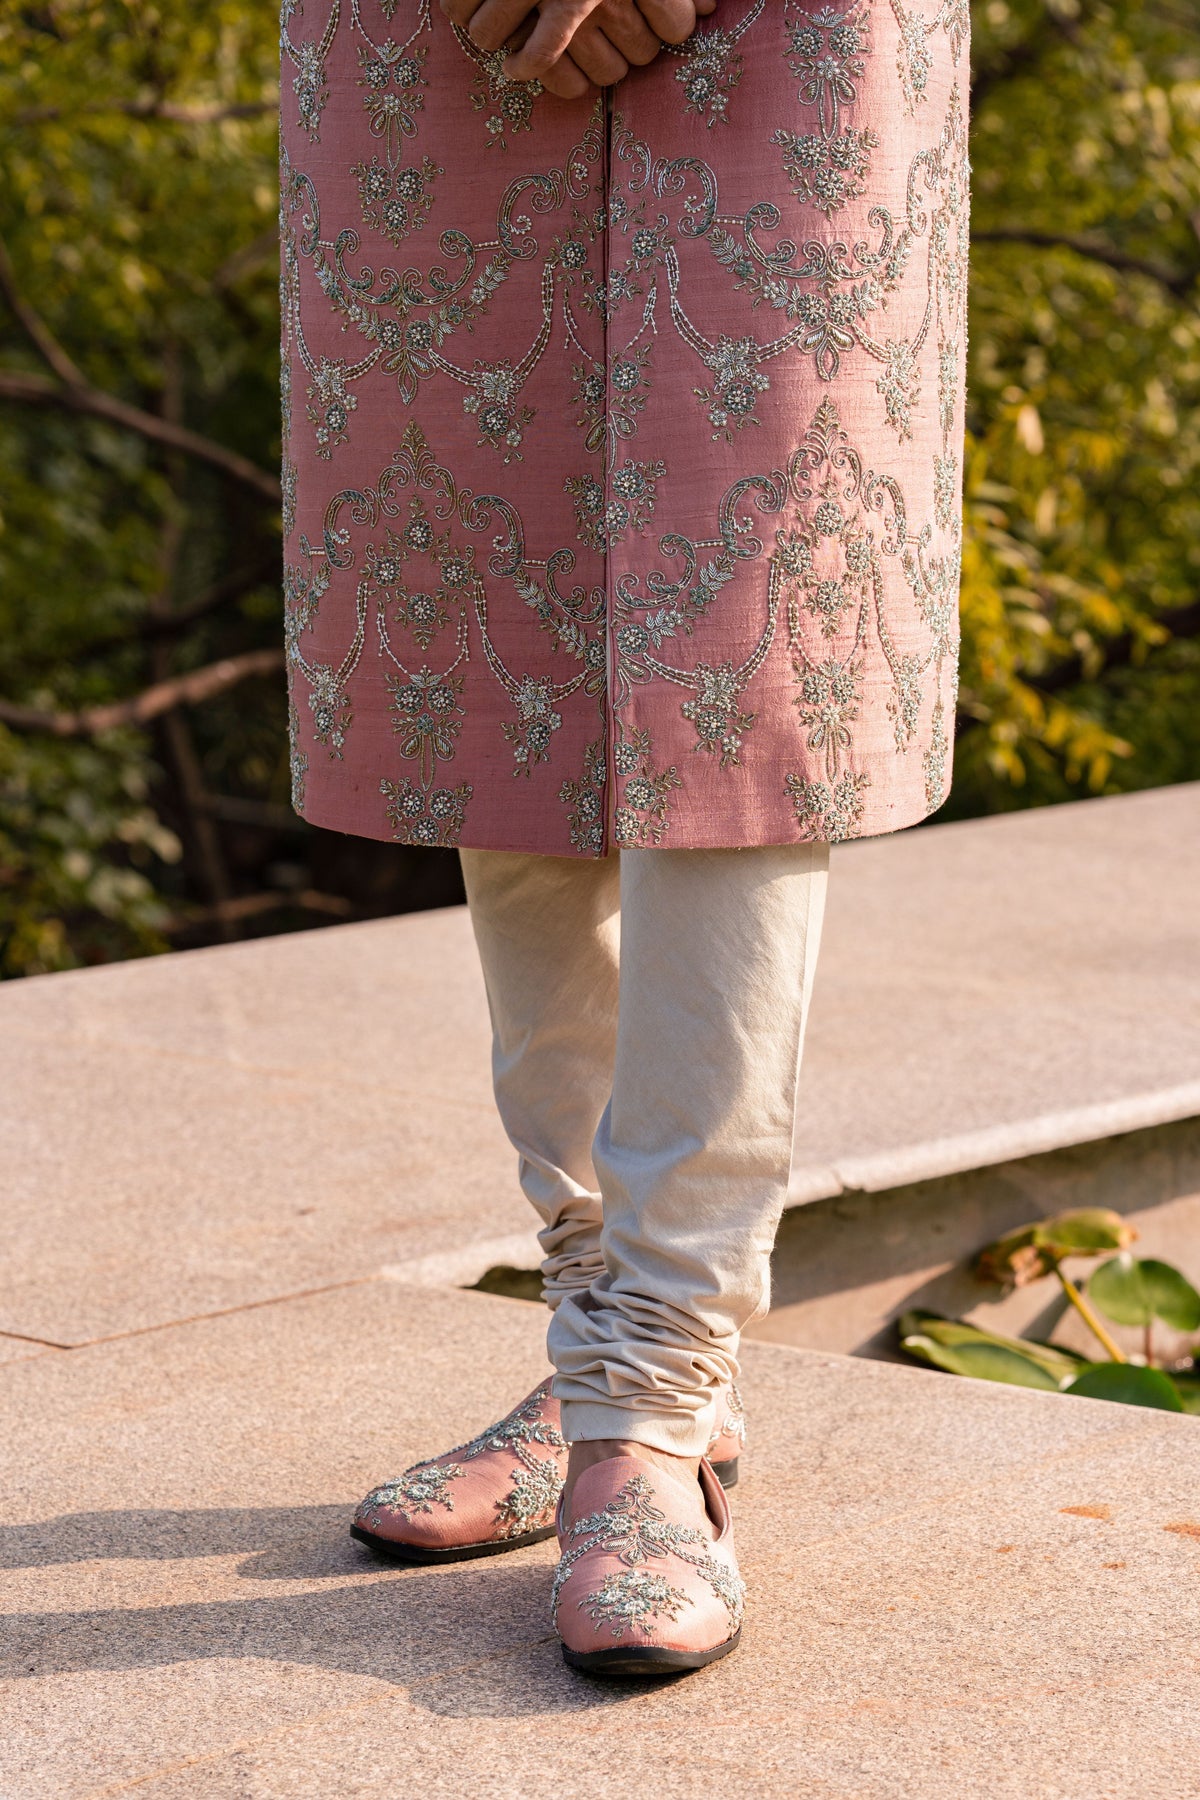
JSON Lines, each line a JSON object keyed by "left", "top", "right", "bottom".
{"left": 558, "top": 1392, "right": 721, "bottom": 1459}
{"left": 548, "top": 1287, "right": 738, "bottom": 1457}
{"left": 541, "top": 1249, "right": 607, "bottom": 1313}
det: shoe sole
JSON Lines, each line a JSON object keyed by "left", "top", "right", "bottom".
{"left": 349, "top": 1521, "right": 557, "bottom": 1564}
{"left": 562, "top": 1629, "right": 742, "bottom": 1678}
{"left": 349, "top": 1457, "right": 738, "bottom": 1566}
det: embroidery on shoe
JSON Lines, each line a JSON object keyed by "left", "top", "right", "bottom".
{"left": 553, "top": 1473, "right": 746, "bottom": 1638}
{"left": 493, "top": 1452, "right": 564, "bottom": 1539}
{"left": 581, "top": 1569, "right": 689, "bottom": 1641}
{"left": 358, "top": 1383, "right": 567, "bottom": 1539}
{"left": 456, "top": 1382, "right": 567, "bottom": 1537}
{"left": 455, "top": 1381, "right": 568, "bottom": 1460}
{"left": 358, "top": 1459, "right": 465, "bottom": 1528}
{"left": 708, "top": 1382, "right": 748, "bottom": 1454}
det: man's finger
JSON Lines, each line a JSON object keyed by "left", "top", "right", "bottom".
{"left": 439, "top": 0, "right": 486, "bottom": 25}
{"left": 565, "top": 23, "right": 631, "bottom": 85}
{"left": 635, "top": 0, "right": 702, "bottom": 45}
{"left": 592, "top": 0, "right": 661, "bottom": 66}
{"left": 502, "top": 1, "right": 605, "bottom": 81}
{"left": 537, "top": 51, "right": 594, "bottom": 98}
{"left": 460, "top": 0, "right": 545, "bottom": 52}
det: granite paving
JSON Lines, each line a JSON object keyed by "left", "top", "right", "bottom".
{"left": 2, "top": 1282, "right": 1198, "bottom": 1800}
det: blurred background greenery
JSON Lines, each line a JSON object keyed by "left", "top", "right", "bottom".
{"left": 1, "top": 1, "right": 1197, "bottom": 976}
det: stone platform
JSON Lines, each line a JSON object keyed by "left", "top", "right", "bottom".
{"left": 3, "top": 783, "right": 1199, "bottom": 1796}
{"left": 3, "top": 1281, "right": 1200, "bottom": 1799}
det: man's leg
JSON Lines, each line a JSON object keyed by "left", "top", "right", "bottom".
{"left": 459, "top": 848, "right": 621, "bottom": 1309}
{"left": 548, "top": 841, "right": 830, "bottom": 1457}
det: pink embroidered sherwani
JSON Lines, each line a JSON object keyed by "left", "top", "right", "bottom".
{"left": 280, "top": 0, "right": 970, "bottom": 856}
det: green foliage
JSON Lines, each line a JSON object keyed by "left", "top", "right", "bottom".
{"left": 899, "top": 1309, "right": 1086, "bottom": 1387}
{"left": 1089, "top": 1252, "right": 1200, "bottom": 1331}
{"left": 974, "top": 1207, "right": 1136, "bottom": 1286}
{"left": 1063, "top": 1362, "right": 1186, "bottom": 1409}
{"left": 901, "top": 1209, "right": 1200, "bottom": 1413}
{"left": 0, "top": 0, "right": 285, "bottom": 972}
{"left": 0, "top": 723, "right": 179, "bottom": 972}
{"left": 957, "top": 0, "right": 1200, "bottom": 808}
{"left": 1, "top": 1, "right": 1198, "bottom": 972}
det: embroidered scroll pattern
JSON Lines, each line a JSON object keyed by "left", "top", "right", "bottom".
{"left": 281, "top": 0, "right": 968, "bottom": 851}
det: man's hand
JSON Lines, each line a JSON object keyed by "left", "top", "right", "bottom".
{"left": 440, "top": 1, "right": 716, "bottom": 101}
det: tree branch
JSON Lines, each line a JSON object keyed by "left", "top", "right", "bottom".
{"left": 0, "top": 648, "right": 284, "bottom": 737}
{"left": 972, "top": 227, "right": 1198, "bottom": 298}
{"left": 163, "top": 889, "right": 353, "bottom": 933}
{"left": 213, "top": 230, "right": 280, "bottom": 291}
{"left": 16, "top": 95, "right": 279, "bottom": 126}
{"left": 61, "top": 554, "right": 281, "bottom": 664}
{"left": 0, "top": 368, "right": 281, "bottom": 503}
{"left": 0, "top": 234, "right": 86, "bottom": 386}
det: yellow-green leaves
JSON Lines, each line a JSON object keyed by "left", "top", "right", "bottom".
{"left": 975, "top": 1209, "right": 1138, "bottom": 1288}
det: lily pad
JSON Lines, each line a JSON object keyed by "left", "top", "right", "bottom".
{"left": 1089, "top": 1254, "right": 1200, "bottom": 1333}
{"left": 902, "top": 1334, "right": 1064, "bottom": 1391}
{"left": 1064, "top": 1362, "right": 1185, "bottom": 1411}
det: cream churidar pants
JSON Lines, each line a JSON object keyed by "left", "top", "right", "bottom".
{"left": 459, "top": 844, "right": 830, "bottom": 1458}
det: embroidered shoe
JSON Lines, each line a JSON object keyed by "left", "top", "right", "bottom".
{"left": 351, "top": 1378, "right": 746, "bottom": 1566}
{"left": 351, "top": 1379, "right": 567, "bottom": 1564}
{"left": 552, "top": 1455, "right": 745, "bottom": 1677}
{"left": 707, "top": 1380, "right": 747, "bottom": 1485}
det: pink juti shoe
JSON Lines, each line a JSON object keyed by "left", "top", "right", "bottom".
{"left": 351, "top": 1378, "right": 746, "bottom": 1565}
{"left": 552, "top": 1455, "right": 745, "bottom": 1677}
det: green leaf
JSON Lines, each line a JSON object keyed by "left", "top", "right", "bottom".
{"left": 1064, "top": 1363, "right": 1186, "bottom": 1411}
{"left": 1089, "top": 1255, "right": 1200, "bottom": 1333}
{"left": 1169, "top": 1372, "right": 1200, "bottom": 1417}
{"left": 1039, "top": 1210, "right": 1138, "bottom": 1256}
{"left": 976, "top": 1210, "right": 1137, "bottom": 1287}
{"left": 900, "top": 1320, "right": 1065, "bottom": 1391}
{"left": 899, "top": 1310, "right": 1085, "bottom": 1383}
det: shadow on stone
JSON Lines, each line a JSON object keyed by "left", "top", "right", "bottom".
{"left": 0, "top": 1506, "right": 650, "bottom": 1718}
{"left": 0, "top": 1505, "right": 352, "bottom": 1571}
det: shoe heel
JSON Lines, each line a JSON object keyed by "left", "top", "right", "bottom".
{"left": 713, "top": 1457, "right": 738, "bottom": 1491}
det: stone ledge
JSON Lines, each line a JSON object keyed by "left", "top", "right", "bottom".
{"left": 2, "top": 783, "right": 1196, "bottom": 1343}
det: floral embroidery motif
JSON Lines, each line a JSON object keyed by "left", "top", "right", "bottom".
{"left": 672, "top": 4, "right": 763, "bottom": 129}
{"left": 773, "top": 123, "right": 879, "bottom": 217}
{"left": 560, "top": 739, "right": 607, "bottom": 856}
{"left": 459, "top": 35, "right": 543, "bottom": 149}
{"left": 581, "top": 1570, "right": 688, "bottom": 1638}
{"left": 682, "top": 663, "right": 757, "bottom": 768}
{"left": 281, "top": 5, "right": 968, "bottom": 856}
{"left": 889, "top": 0, "right": 935, "bottom": 114}
{"left": 380, "top": 776, "right": 472, "bottom": 847}
{"left": 695, "top": 336, "right": 769, "bottom": 440}
{"left": 612, "top": 730, "right": 683, "bottom": 847}
{"left": 784, "top": 1, "right": 871, "bottom": 136}
{"left": 710, "top": 1381, "right": 748, "bottom": 1452}
{"left": 786, "top": 769, "right": 870, "bottom": 841}
{"left": 494, "top": 1454, "right": 564, "bottom": 1538}
{"left": 353, "top": 153, "right": 441, "bottom": 246}
{"left": 358, "top": 39, "right": 429, "bottom": 151}
{"left": 357, "top": 1382, "right": 567, "bottom": 1542}
{"left": 553, "top": 1472, "right": 745, "bottom": 1642}
{"left": 359, "top": 1459, "right": 466, "bottom": 1530}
